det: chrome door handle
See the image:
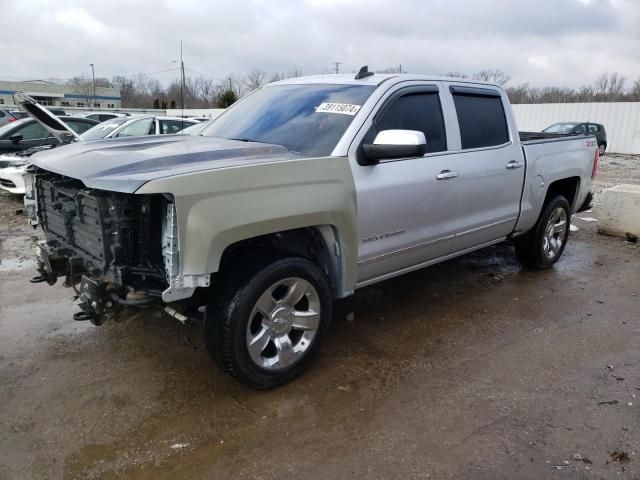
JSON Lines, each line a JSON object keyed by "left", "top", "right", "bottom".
{"left": 436, "top": 170, "right": 458, "bottom": 180}
{"left": 506, "top": 161, "right": 523, "bottom": 169}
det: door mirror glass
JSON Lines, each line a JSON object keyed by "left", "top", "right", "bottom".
{"left": 10, "top": 133, "right": 23, "bottom": 144}
{"left": 362, "top": 129, "right": 427, "bottom": 163}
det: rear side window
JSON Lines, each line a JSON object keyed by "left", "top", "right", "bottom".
{"left": 452, "top": 91, "right": 509, "bottom": 149}
{"left": 370, "top": 91, "right": 447, "bottom": 153}
{"left": 16, "top": 122, "right": 49, "bottom": 140}
{"left": 160, "top": 119, "right": 190, "bottom": 134}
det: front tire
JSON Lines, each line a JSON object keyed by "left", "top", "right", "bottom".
{"left": 515, "top": 195, "right": 571, "bottom": 269}
{"left": 205, "top": 257, "right": 332, "bottom": 389}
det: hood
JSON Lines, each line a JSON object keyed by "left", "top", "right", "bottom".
{"left": 29, "top": 134, "right": 299, "bottom": 193}
{"left": 13, "top": 93, "right": 80, "bottom": 143}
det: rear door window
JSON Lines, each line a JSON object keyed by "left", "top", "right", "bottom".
{"left": 15, "top": 121, "right": 49, "bottom": 140}
{"left": 451, "top": 88, "right": 509, "bottom": 149}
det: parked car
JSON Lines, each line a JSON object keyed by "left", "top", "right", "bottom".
{"left": 79, "top": 116, "right": 199, "bottom": 141}
{"left": 543, "top": 122, "right": 607, "bottom": 155}
{"left": 74, "top": 111, "right": 128, "bottom": 122}
{"left": 177, "top": 120, "right": 210, "bottom": 135}
{"left": 0, "top": 107, "right": 19, "bottom": 127}
{"left": 0, "top": 116, "right": 97, "bottom": 155}
{"left": 0, "top": 94, "right": 96, "bottom": 194}
{"left": 8, "top": 109, "right": 28, "bottom": 120}
{"left": 25, "top": 70, "right": 597, "bottom": 389}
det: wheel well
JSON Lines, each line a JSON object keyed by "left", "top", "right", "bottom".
{"left": 545, "top": 177, "right": 580, "bottom": 209}
{"left": 218, "top": 227, "right": 343, "bottom": 297}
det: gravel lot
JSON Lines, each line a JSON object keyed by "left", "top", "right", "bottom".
{"left": 0, "top": 155, "right": 639, "bottom": 479}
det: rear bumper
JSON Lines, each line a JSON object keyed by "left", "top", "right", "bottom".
{"left": 0, "top": 166, "right": 27, "bottom": 194}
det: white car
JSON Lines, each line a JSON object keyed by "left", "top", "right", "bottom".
{"left": 0, "top": 153, "right": 32, "bottom": 194}
{"left": 80, "top": 116, "right": 199, "bottom": 141}
{"left": 73, "top": 111, "right": 129, "bottom": 122}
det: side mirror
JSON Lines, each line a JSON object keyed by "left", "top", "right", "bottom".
{"left": 10, "top": 133, "right": 23, "bottom": 145}
{"left": 362, "top": 130, "right": 427, "bottom": 163}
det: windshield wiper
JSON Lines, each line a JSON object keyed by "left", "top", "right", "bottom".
{"left": 229, "top": 137, "right": 268, "bottom": 144}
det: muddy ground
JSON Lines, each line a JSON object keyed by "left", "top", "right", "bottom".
{"left": 1, "top": 156, "right": 639, "bottom": 479}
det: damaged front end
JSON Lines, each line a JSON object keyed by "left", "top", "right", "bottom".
{"left": 27, "top": 169, "right": 198, "bottom": 325}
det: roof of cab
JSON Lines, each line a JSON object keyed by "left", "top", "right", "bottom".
{"left": 268, "top": 73, "right": 502, "bottom": 89}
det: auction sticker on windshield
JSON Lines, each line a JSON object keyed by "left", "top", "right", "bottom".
{"left": 315, "top": 103, "right": 361, "bottom": 115}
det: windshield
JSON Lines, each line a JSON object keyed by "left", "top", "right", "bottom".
{"left": 80, "top": 117, "right": 131, "bottom": 141}
{"left": 543, "top": 123, "right": 578, "bottom": 134}
{"left": 202, "top": 84, "right": 376, "bottom": 156}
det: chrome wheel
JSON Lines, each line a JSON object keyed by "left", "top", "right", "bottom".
{"left": 542, "top": 207, "right": 568, "bottom": 259}
{"left": 246, "top": 277, "right": 321, "bottom": 371}
{"left": 599, "top": 144, "right": 605, "bottom": 156}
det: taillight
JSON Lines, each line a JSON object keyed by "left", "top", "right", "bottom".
{"left": 7, "top": 117, "right": 16, "bottom": 123}
{"left": 591, "top": 148, "right": 599, "bottom": 179}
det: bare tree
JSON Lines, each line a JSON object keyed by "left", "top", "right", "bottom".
{"left": 594, "top": 72, "right": 626, "bottom": 100}
{"left": 473, "top": 69, "right": 510, "bottom": 85}
{"left": 269, "top": 69, "right": 303, "bottom": 83}
{"left": 631, "top": 78, "right": 640, "bottom": 101}
{"left": 377, "top": 66, "right": 404, "bottom": 74}
{"left": 94, "top": 78, "right": 112, "bottom": 88}
{"left": 67, "top": 75, "right": 94, "bottom": 105}
{"left": 505, "top": 83, "right": 531, "bottom": 104}
{"left": 244, "top": 69, "right": 267, "bottom": 91}
{"left": 444, "top": 72, "right": 469, "bottom": 79}
{"left": 111, "top": 76, "right": 135, "bottom": 106}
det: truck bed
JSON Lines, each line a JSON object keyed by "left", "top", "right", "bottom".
{"left": 519, "top": 131, "right": 592, "bottom": 144}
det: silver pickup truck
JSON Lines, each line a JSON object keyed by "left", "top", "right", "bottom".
{"left": 25, "top": 69, "right": 598, "bottom": 388}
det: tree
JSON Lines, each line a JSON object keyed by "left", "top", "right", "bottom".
{"left": 444, "top": 72, "right": 468, "bottom": 79}
{"left": 67, "top": 75, "right": 94, "bottom": 105}
{"left": 217, "top": 89, "right": 237, "bottom": 108}
{"left": 473, "top": 69, "right": 510, "bottom": 85}
{"left": 594, "top": 72, "right": 626, "bottom": 100}
{"left": 377, "top": 66, "right": 404, "bottom": 74}
{"left": 505, "top": 83, "right": 531, "bottom": 104}
{"left": 111, "top": 76, "right": 135, "bottom": 106}
{"left": 244, "top": 69, "right": 267, "bottom": 91}
{"left": 631, "top": 78, "right": 640, "bottom": 101}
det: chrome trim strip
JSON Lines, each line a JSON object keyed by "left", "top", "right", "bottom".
{"left": 356, "top": 237, "right": 506, "bottom": 289}
{"left": 456, "top": 217, "right": 517, "bottom": 238}
{"left": 358, "top": 234, "right": 455, "bottom": 266}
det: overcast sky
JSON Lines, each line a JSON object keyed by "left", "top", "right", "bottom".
{"left": 2, "top": 0, "right": 639, "bottom": 88}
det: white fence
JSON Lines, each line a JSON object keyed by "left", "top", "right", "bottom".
{"left": 512, "top": 102, "right": 640, "bottom": 155}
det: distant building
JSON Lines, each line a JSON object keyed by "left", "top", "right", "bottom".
{"left": 0, "top": 79, "right": 121, "bottom": 108}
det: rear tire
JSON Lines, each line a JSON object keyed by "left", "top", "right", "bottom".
{"left": 598, "top": 143, "right": 606, "bottom": 156}
{"left": 515, "top": 195, "right": 571, "bottom": 269}
{"left": 205, "top": 257, "right": 332, "bottom": 389}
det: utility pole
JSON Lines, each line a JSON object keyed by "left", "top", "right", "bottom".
{"left": 89, "top": 63, "right": 95, "bottom": 108}
{"left": 333, "top": 62, "right": 342, "bottom": 74}
{"left": 180, "top": 41, "right": 185, "bottom": 128}
{"left": 399, "top": 64, "right": 402, "bottom": 74}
